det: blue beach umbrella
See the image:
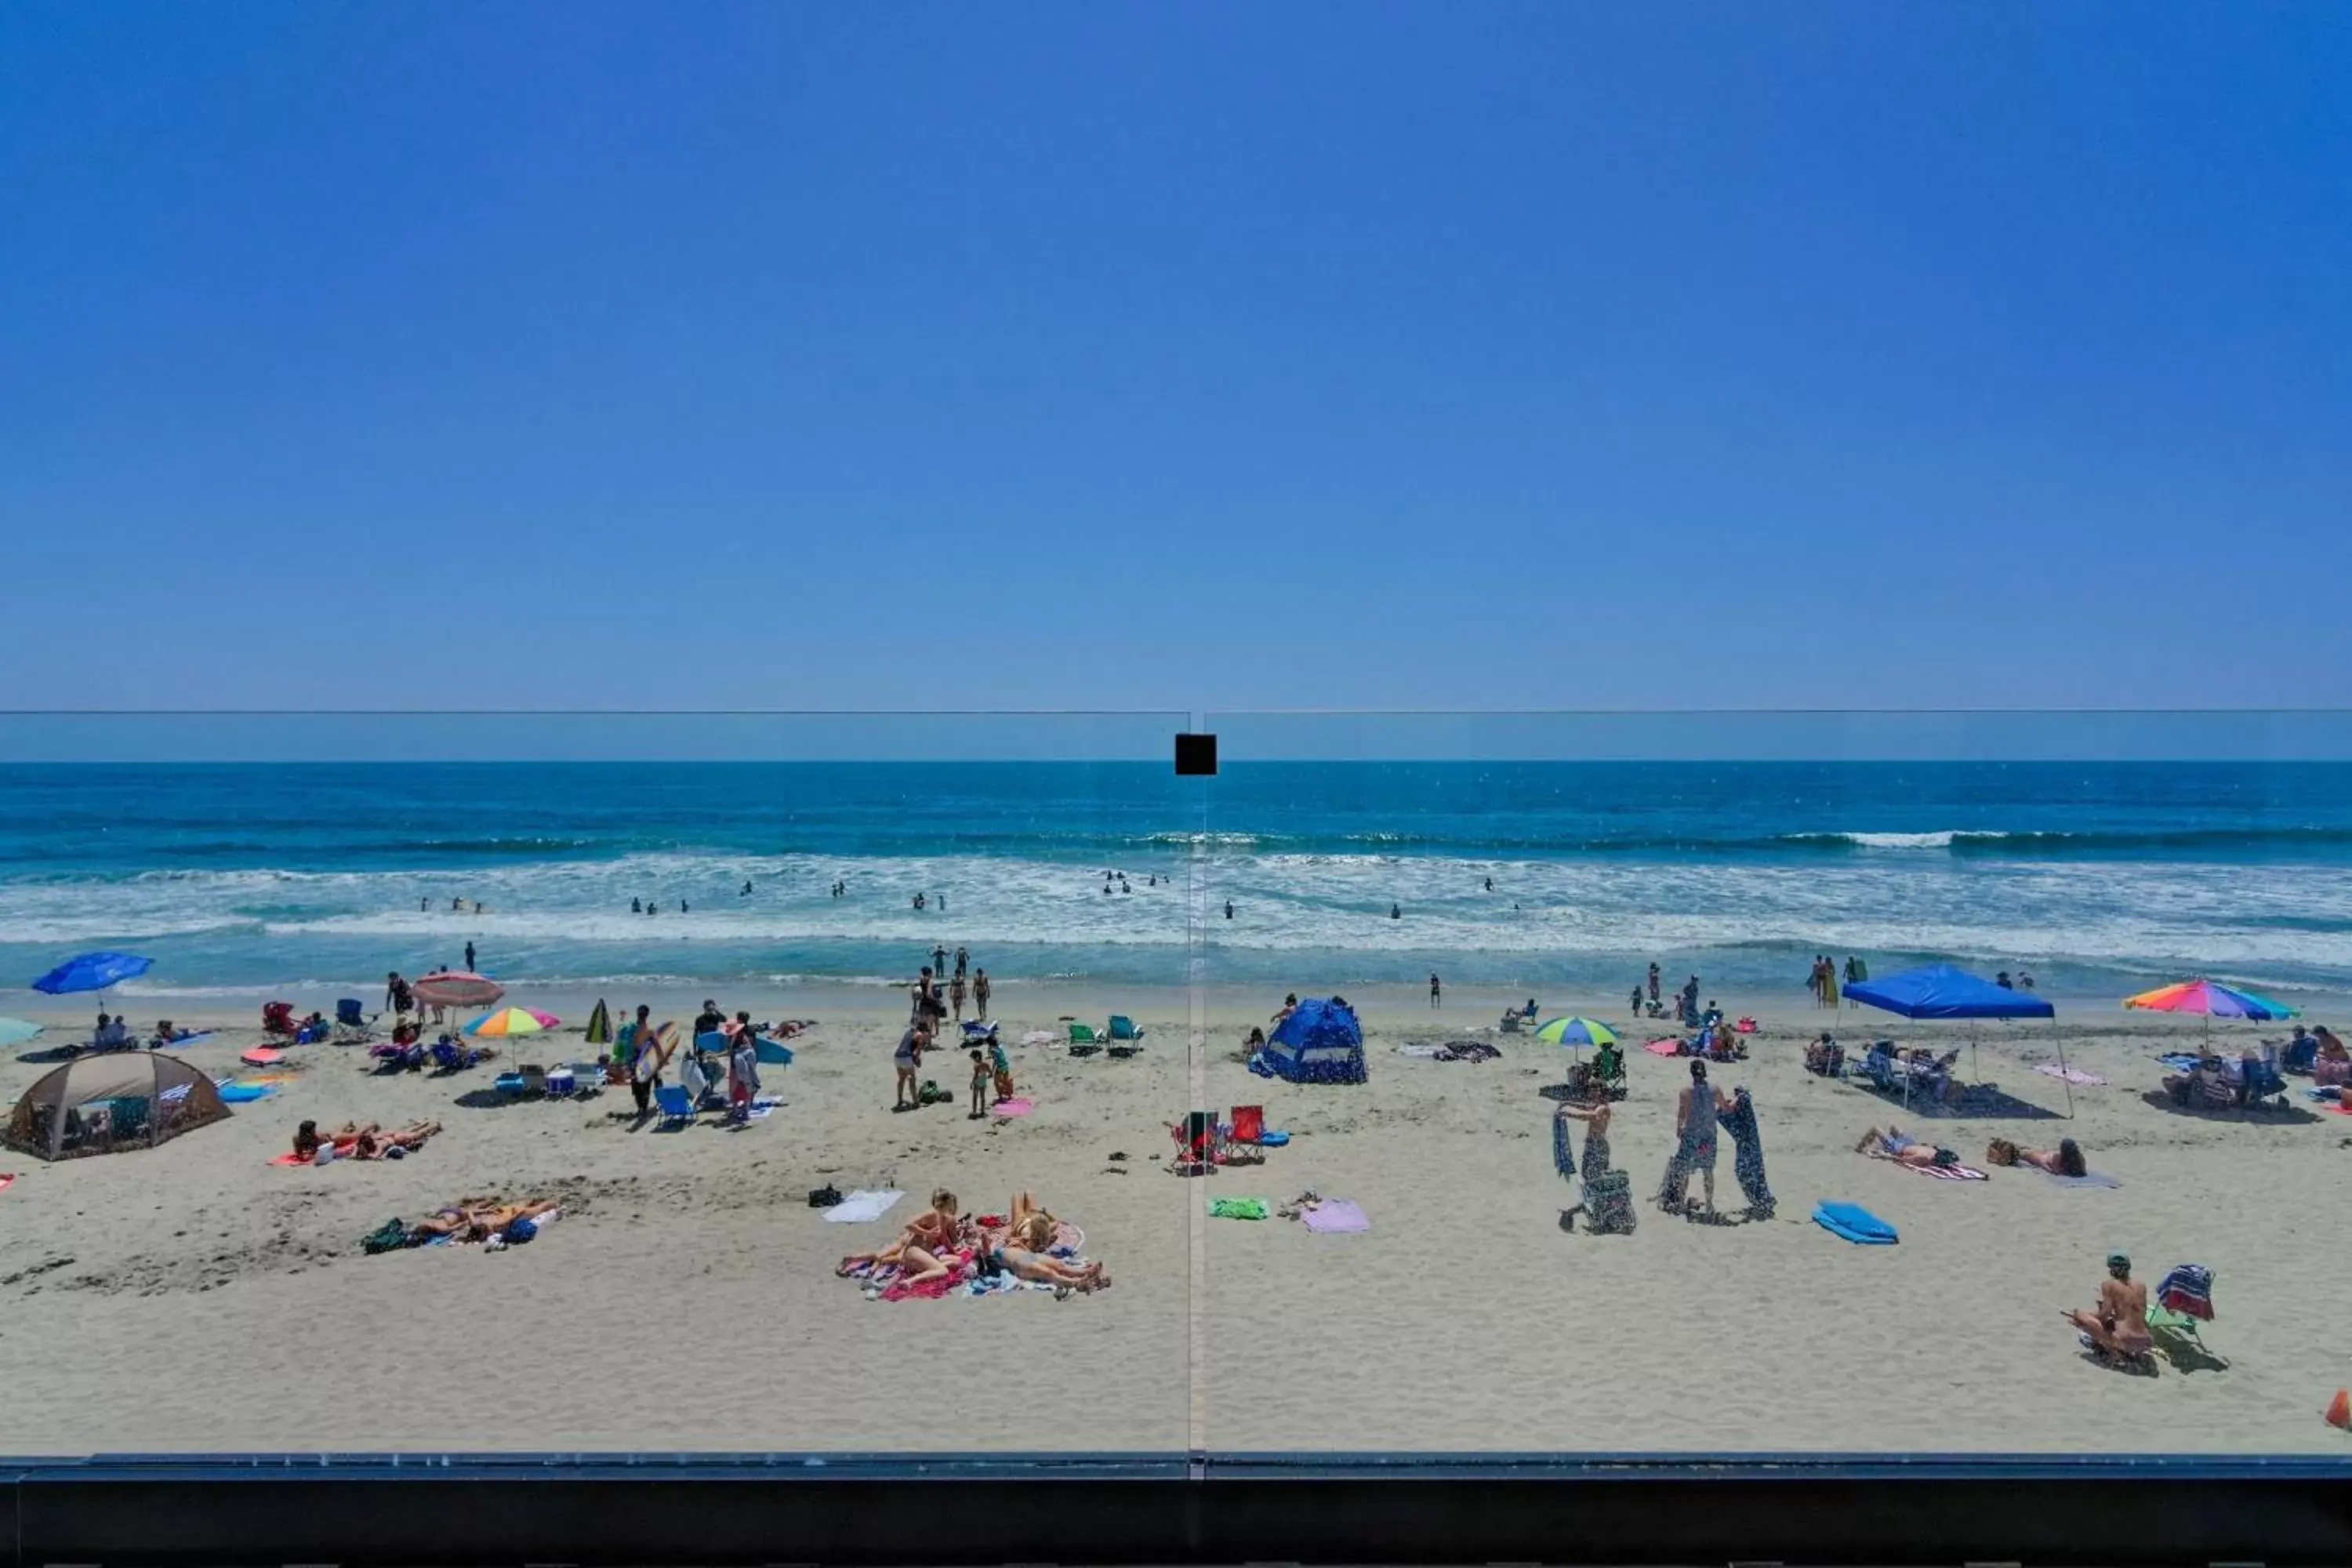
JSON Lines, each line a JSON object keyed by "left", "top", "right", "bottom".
{"left": 31, "top": 951, "right": 154, "bottom": 996}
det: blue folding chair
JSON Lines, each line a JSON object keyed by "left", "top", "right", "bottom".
{"left": 654, "top": 1083, "right": 696, "bottom": 1128}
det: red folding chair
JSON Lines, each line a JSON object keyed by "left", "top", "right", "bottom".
{"left": 1229, "top": 1104, "right": 1265, "bottom": 1145}
{"left": 1167, "top": 1110, "right": 1219, "bottom": 1171}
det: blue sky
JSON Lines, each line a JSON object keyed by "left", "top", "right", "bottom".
{"left": 4, "top": 2, "right": 2347, "bottom": 713}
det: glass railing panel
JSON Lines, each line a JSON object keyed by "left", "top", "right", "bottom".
{"left": 1199, "top": 710, "right": 2352, "bottom": 1457}
{"left": 0, "top": 711, "right": 1196, "bottom": 1460}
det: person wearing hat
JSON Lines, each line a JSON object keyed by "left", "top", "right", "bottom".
{"left": 2063, "top": 1252, "right": 2151, "bottom": 1364}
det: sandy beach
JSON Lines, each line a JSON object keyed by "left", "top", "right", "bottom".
{"left": 1, "top": 982, "right": 2347, "bottom": 1457}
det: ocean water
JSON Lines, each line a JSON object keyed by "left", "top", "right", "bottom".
{"left": 2, "top": 760, "right": 2349, "bottom": 1001}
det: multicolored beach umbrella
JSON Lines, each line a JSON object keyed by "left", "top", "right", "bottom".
{"left": 463, "top": 1006, "right": 560, "bottom": 1038}
{"left": 2123, "top": 979, "right": 2297, "bottom": 1022}
{"left": 1534, "top": 1017, "right": 1618, "bottom": 1048}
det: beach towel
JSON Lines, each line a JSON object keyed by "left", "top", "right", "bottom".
{"left": 822, "top": 1189, "right": 905, "bottom": 1224}
{"left": 2044, "top": 1170, "right": 2124, "bottom": 1189}
{"left": 1396, "top": 1044, "right": 1446, "bottom": 1058}
{"left": 1553, "top": 1112, "right": 1577, "bottom": 1183}
{"left": 268, "top": 1151, "right": 311, "bottom": 1167}
{"left": 241, "top": 1047, "right": 284, "bottom": 1066}
{"left": 1301, "top": 1199, "right": 1369, "bottom": 1234}
{"left": 1897, "top": 1160, "right": 1988, "bottom": 1181}
{"left": 1209, "top": 1196, "right": 1269, "bottom": 1221}
{"left": 992, "top": 1097, "right": 1034, "bottom": 1117}
{"left": 2158, "top": 1054, "right": 2204, "bottom": 1073}
{"left": 218, "top": 1083, "right": 275, "bottom": 1103}
{"left": 1642, "top": 1039, "right": 1682, "bottom": 1058}
{"left": 1813, "top": 1202, "right": 1898, "bottom": 1245}
{"left": 2035, "top": 1063, "right": 2108, "bottom": 1087}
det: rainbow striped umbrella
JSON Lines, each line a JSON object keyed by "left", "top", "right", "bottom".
{"left": 463, "top": 1006, "right": 560, "bottom": 1038}
{"left": 2123, "top": 979, "right": 2296, "bottom": 1021}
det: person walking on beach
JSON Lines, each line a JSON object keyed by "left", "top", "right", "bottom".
{"left": 1429, "top": 972, "right": 1442, "bottom": 1007}
{"left": 954, "top": 946, "right": 969, "bottom": 980}
{"left": 933, "top": 943, "right": 948, "bottom": 977}
{"left": 949, "top": 970, "right": 967, "bottom": 1024}
{"left": 386, "top": 971, "right": 413, "bottom": 1022}
{"left": 973, "top": 968, "right": 990, "bottom": 1019}
{"left": 1658, "top": 1060, "right": 1727, "bottom": 1216}
{"left": 463, "top": 941, "right": 475, "bottom": 974}
{"left": 1647, "top": 964, "right": 1661, "bottom": 1006}
{"left": 726, "top": 1012, "right": 760, "bottom": 1123}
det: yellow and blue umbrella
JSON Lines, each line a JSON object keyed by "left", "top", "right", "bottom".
{"left": 1534, "top": 1016, "right": 1617, "bottom": 1048}
{"left": 464, "top": 1006, "right": 559, "bottom": 1038}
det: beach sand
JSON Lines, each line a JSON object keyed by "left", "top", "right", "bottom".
{"left": 1, "top": 983, "right": 2346, "bottom": 1456}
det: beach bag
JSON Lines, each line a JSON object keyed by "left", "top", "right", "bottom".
{"left": 361, "top": 1218, "right": 410, "bottom": 1255}
{"left": 1584, "top": 1171, "right": 1635, "bottom": 1236}
{"left": 808, "top": 1184, "right": 843, "bottom": 1208}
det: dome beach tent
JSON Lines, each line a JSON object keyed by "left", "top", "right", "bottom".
{"left": 1258, "top": 998, "right": 1367, "bottom": 1085}
{"left": 4, "top": 1051, "right": 230, "bottom": 1161}
{"left": 1842, "top": 964, "right": 2068, "bottom": 1115}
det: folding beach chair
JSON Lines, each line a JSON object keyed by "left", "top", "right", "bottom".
{"left": 333, "top": 998, "right": 376, "bottom": 1043}
{"left": 1108, "top": 1015, "right": 1145, "bottom": 1042}
{"left": 1068, "top": 1022, "right": 1103, "bottom": 1057}
{"left": 653, "top": 1083, "right": 696, "bottom": 1128}
{"left": 2147, "top": 1264, "right": 2226, "bottom": 1370}
{"left": 261, "top": 1001, "right": 297, "bottom": 1040}
{"left": 1229, "top": 1104, "right": 1265, "bottom": 1145}
{"left": 1167, "top": 1110, "right": 1220, "bottom": 1172}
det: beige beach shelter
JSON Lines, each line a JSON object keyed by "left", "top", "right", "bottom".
{"left": 3, "top": 1051, "right": 230, "bottom": 1162}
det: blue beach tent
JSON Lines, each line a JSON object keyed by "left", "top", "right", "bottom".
{"left": 1843, "top": 964, "right": 2068, "bottom": 1115}
{"left": 1259, "top": 998, "right": 1367, "bottom": 1085}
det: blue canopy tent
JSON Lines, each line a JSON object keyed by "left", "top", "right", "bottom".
{"left": 1258, "top": 998, "right": 1367, "bottom": 1084}
{"left": 1842, "top": 964, "right": 2069, "bottom": 1115}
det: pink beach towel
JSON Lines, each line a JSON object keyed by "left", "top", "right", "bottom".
{"left": 1301, "top": 1199, "right": 1369, "bottom": 1233}
{"left": 268, "top": 1152, "right": 308, "bottom": 1167}
{"left": 1642, "top": 1039, "right": 1682, "bottom": 1058}
{"left": 2034, "top": 1064, "right": 2107, "bottom": 1087}
{"left": 992, "top": 1097, "right": 1034, "bottom": 1118}
{"left": 0, "top": 1173, "right": 14, "bottom": 1194}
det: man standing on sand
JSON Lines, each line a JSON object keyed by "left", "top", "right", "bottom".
{"left": 894, "top": 1022, "right": 931, "bottom": 1111}
{"left": 1429, "top": 972, "right": 1441, "bottom": 1007}
{"left": 1648, "top": 964, "right": 1661, "bottom": 1006}
{"left": 2063, "top": 1253, "right": 2152, "bottom": 1364}
{"left": 463, "top": 940, "right": 475, "bottom": 974}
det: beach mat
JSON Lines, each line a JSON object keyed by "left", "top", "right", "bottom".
{"left": 822, "top": 1189, "right": 904, "bottom": 1224}
{"left": 1642, "top": 1040, "right": 1682, "bottom": 1058}
{"left": 1209, "top": 1196, "right": 1269, "bottom": 1221}
{"left": 2034, "top": 1063, "right": 2107, "bottom": 1087}
{"left": 2045, "top": 1170, "right": 2124, "bottom": 1189}
{"left": 217, "top": 1083, "right": 276, "bottom": 1103}
{"left": 1813, "top": 1202, "right": 1898, "bottom": 1245}
{"left": 1302, "top": 1199, "right": 1369, "bottom": 1234}
{"left": 1898, "top": 1160, "right": 1987, "bottom": 1181}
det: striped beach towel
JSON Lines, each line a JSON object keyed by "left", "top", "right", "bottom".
{"left": 1898, "top": 1160, "right": 1988, "bottom": 1181}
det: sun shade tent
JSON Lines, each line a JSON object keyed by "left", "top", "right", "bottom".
{"left": 1841, "top": 963, "right": 2070, "bottom": 1115}
{"left": 1260, "top": 998, "right": 1367, "bottom": 1084}
{"left": 4, "top": 1050, "right": 231, "bottom": 1161}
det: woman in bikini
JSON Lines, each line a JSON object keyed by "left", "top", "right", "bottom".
{"left": 991, "top": 1214, "right": 1104, "bottom": 1292}
{"left": 1987, "top": 1137, "right": 2086, "bottom": 1176}
{"left": 837, "top": 1189, "right": 964, "bottom": 1282}
{"left": 353, "top": 1120, "right": 444, "bottom": 1159}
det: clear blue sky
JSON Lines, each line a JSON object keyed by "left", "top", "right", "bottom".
{"left": 5, "top": 2, "right": 2347, "bottom": 713}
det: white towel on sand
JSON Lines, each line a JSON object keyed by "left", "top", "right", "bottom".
{"left": 822, "top": 1189, "right": 906, "bottom": 1224}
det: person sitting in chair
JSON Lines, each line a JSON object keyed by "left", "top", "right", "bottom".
{"left": 2062, "top": 1252, "right": 2152, "bottom": 1366}
{"left": 1805, "top": 1032, "right": 1843, "bottom": 1076}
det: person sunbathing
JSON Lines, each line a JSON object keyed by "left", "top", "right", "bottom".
{"left": 837, "top": 1189, "right": 964, "bottom": 1279}
{"left": 410, "top": 1197, "right": 557, "bottom": 1243}
{"left": 1856, "top": 1125, "right": 1956, "bottom": 1167}
{"left": 1987, "top": 1137, "right": 2086, "bottom": 1176}
{"left": 2062, "top": 1251, "right": 2152, "bottom": 1364}
{"left": 991, "top": 1214, "right": 1105, "bottom": 1293}
{"left": 353, "top": 1120, "right": 442, "bottom": 1159}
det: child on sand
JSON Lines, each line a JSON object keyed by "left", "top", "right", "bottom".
{"left": 969, "top": 1048, "right": 990, "bottom": 1119}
